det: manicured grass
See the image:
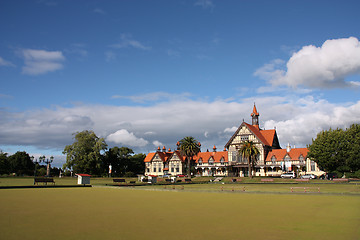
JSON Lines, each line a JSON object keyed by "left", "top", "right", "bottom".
{"left": 0, "top": 187, "right": 359, "bottom": 240}
{"left": 141, "top": 182, "right": 360, "bottom": 195}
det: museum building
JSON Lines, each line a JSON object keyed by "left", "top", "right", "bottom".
{"left": 144, "top": 104, "right": 324, "bottom": 177}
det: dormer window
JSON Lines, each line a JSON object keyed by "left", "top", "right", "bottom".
{"left": 271, "top": 156, "right": 276, "bottom": 164}
{"left": 198, "top": 159, "right": 203, "bottom": 165}
{"left": 209, "top": 159, "right": 214, "bottom": 166}
{"left": 299, "top": 155, "right": 304, "bottom": 164}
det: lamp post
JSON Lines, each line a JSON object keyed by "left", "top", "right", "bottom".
{"left": 31, "top": 156, "right": 43, "bottom": 185}
{"left": 40, "top": 156, "right": 54, "bottom": 177}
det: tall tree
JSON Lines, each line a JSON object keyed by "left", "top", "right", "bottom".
{"left": 104, "top": 147, "right": 133, "bottom": 176}
{"left": 344, "top": 124, "right": 360, "bottom": 172}
{"left": 104, "top": 147, "right": 146, "bottom": 176}
{"left": 0, "top": 150, "right": 9, "bottom": 174}
{"left": 239, "top": 141, "right": 259, "bottom": 178}
{"left": 7, "top": 151, "right": 34, "bottom": 176}
{"left": 307, "top": 128, "right": 346, "bottom": 172}
{"left": 63, "top": 130, "right": 107, "bottom": 175}
{"left": 179, "top": 136, "right": 201, "bottom": 177}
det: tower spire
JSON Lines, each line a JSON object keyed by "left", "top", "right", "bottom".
{"left": 251, "top": 103, "right": 260, "bottom": 129}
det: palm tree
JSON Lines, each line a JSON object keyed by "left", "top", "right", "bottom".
{"left": 239, "top": 141, "right": 259, "bottom": 178}
{"left": 179, "top": 136, "right": 201, "bottom": 178}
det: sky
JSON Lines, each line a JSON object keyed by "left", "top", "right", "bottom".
{"left": 0, "top": 0, "right": 359, "bottom": 168}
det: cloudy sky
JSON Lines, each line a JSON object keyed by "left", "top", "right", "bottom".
{"left": 1, "top": 0, "right": 359, "bottom": 167}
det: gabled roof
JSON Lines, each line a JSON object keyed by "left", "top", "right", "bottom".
{"left": 144, "top": 152, "right": 156, "bottom": 162}
{"left": 144, "top": 149, "right": 227, "bottom": 163}
{"left": 265, "top": 148, "right": 309, "bottom": 162}
{"left": 194, "top": 151, "right": 228, "bottom": 163}
{"left": 144, "top": 150, "right": 186, "bottom": 163}
{"left": 225, "top": 122, "right": 278, "bottom": 148}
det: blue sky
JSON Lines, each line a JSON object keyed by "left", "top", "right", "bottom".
{"left": 1, "top": 0, "right": 360, "bottom": 167}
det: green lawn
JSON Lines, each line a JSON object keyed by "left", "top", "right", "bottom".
{"left": 0, "top": 186, "right": 359, "bottom": 240}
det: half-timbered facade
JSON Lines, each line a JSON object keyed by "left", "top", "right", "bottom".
{"left": 144, "top": 104, "right": 324, "bottom": 177}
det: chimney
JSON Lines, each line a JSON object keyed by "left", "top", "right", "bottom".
{"left": 162, "top": 146, "right": 166, "bottom": 152}
{"left": 286, "top": 143, "right": 291, "bottom": 153}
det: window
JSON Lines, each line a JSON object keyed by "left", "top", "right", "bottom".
{"left": 299, "top": 155, "right": 305, "bottom": 164}
{"left": 147, "top": 168, "right": 150, "bottom": 172}
{"left": 158, "top": 168, "right": 161, "bottom": 172}
{"left": 220, "top": 158, "right": 225, "bottom": 165}
{"left": 209, "top": 159, "right": 214, "bottom": 166}
{"left": 153, "top": 168, "right": 156, "bottom": 172}
{"left": 198, "top": 159, "right": 202, "bottom": 165}
{"left": 310, "top": 161, "right": 316, "bottom": 171}
{"left": 241, "top": 135, "right": 249, "bottom": 141}
{"left": 176, "top": 168, "right": 179, "bottom": 172}
{"left": 271, "top": 156, "right": 276, "bottom": 164}
{"left": 171, "top": 168, "right": 174, "bottom": 172}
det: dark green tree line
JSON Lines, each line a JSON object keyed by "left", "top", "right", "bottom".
{"left": 307, "top": 124, "right": 360, "bottom": 177}
{"left": 62, "top": 130, "right": 146, "bottom": 176}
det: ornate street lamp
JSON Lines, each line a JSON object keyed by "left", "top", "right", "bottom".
{"left": 31, "top": 156, "right": 43, "bottom": 185}
{"left": 40, "top": 156, "right": 54, "bottom": 177}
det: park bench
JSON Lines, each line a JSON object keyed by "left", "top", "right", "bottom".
{"left": 34, "top": 177, "right": 55, "bottom": 185}
{"left": 113, "top": 179, "right": 126, "bottom": 183}
{"left": 184, "top": 179, "right": 191, "bottom": 183}
{"left": 165, "top": 179, "right": 172, "bottom": 183}
{"left": 129, "top": 181, "right": 136, "bottom": 184}
{"left": 232, "top": 178, "right": 242, "bottom": 182}
{"left": 261, "top": 178, "right": 274, "bottom": 182}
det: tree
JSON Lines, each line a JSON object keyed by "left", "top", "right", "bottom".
{"left": 7, "top": 151, "right": 34, "bottom": 176}
{"left": 104, "top": 147, "right": 146, "bottom": 176}
{"left": 104, "top": 147, "right": 133, "bottom": 176}
{"left": 307, "top": 128, "right": 346, "bottom": 172}
{"left": 0, "top": 150, "right": 9, "bottom": 175}
{"left": 128, "top": 153, "right": 146, "bottom": 175}
{"left": 179, "top": 136, "right": 201, "bottom": 177}
{"left": 344, "top": 124, "right": 360, "bottom": 172}
{"left": 239, "top": 141, "right": 259, "bottom": 178}
{"left": 63, "top": 130, "right": 107, "bottom": 175}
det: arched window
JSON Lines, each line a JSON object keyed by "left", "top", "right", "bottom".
{"left": 220, "top": 158, "right": 225, "bottom": 165}
{"left": 198, "top": 159, "right": 203, "bottom": 165}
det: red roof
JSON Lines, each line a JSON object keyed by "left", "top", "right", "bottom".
{"left": 144, "top": 152, "right": 156, "bottom": 162}
{"left": 251, "top": 104, "right": 259, "bottom": 116}
{"left": 265, "top": 148, "right": 308, "bottom": 162}
{"left": 77, "top": 174, "right": 91, "bottom": 177}
{"left": 144, "top": 149, "right": 227, "bottom": 163}
{"left": 194, "top": 151, "right": 228, "bottom": 163}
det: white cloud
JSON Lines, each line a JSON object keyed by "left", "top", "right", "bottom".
{"left": 255, "top": 37, "right": 360, "bottom": 89}
{"left": 0, "top": 56, "right": 15, "bottom": 67}
{"left": 106, "top": 129, "right": 148, "bottom": 147}
{"left": 21, "top": 49, "right": 65, "bottom": 75}
{"left": 224, "top": 126, "right": 238, "bottom": 133}
{"left": 152, "top": 140, "right": 163, "bottom": 147}
{"left": 110, "top": 34, "right": 151, "bottom": 51}
{"left": 1, "top": 94, "right": 359, "bottom": 153}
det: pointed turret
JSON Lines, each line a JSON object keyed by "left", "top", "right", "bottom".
{"left": 251, "top": 103, "right": 260, "bottom": 129}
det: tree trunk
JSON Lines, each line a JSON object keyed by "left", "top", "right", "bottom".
{"left": 187, "top": 157, "right": 191, "bottom": 177}
{"left": 248, "top": 157, "right": 252, "bottom": 178}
